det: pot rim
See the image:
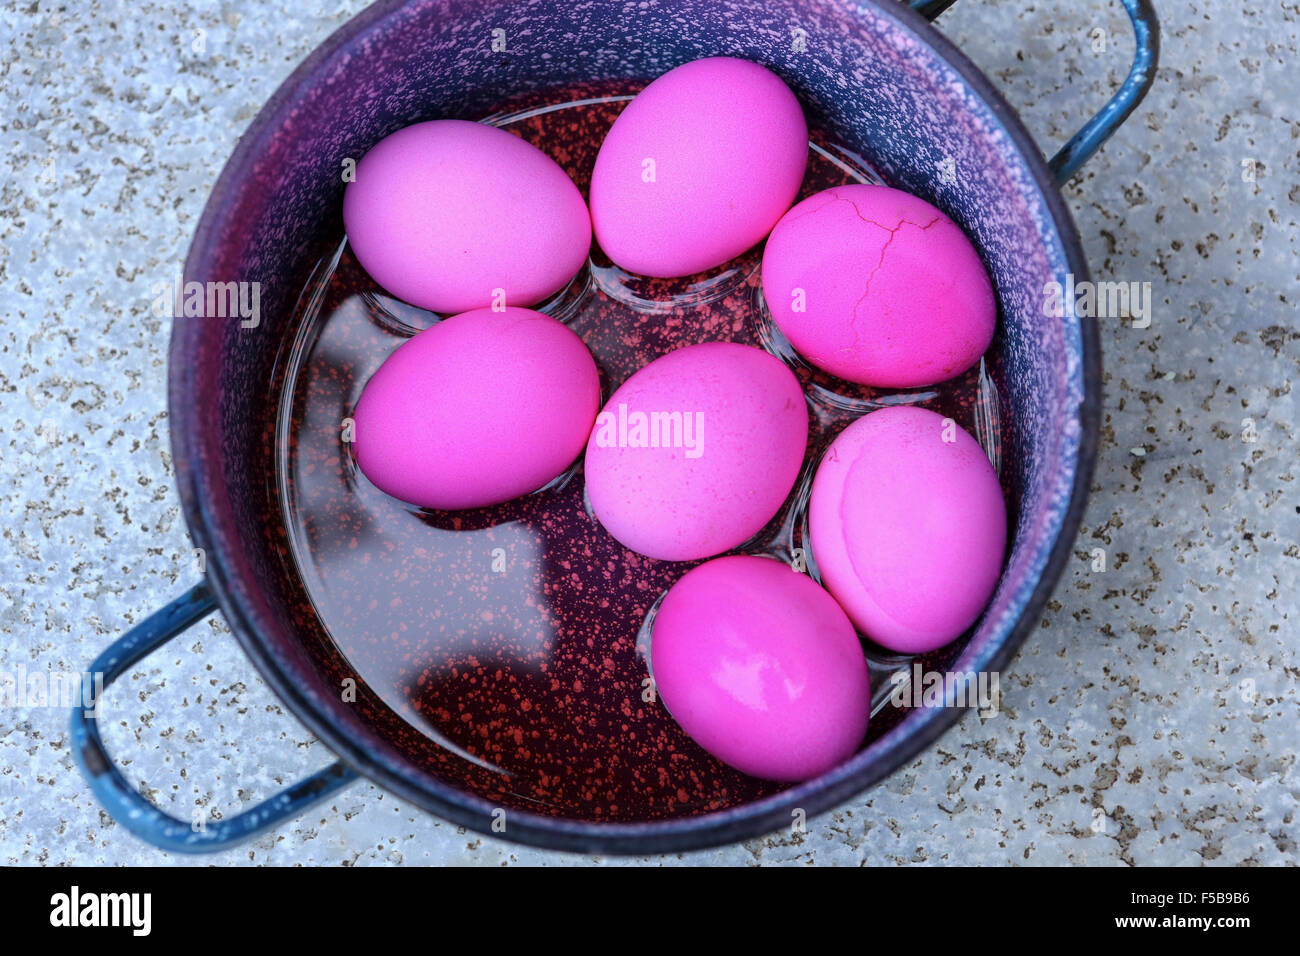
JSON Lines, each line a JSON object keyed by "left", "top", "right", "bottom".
{"left": 175, "top": 0, "right": 1098, "bottom": 854}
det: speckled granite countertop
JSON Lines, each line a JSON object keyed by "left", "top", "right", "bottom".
{"left": 1, "top": 0, "right": 1295, "bottom": 865}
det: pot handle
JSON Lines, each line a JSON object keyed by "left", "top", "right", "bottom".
{"left": 912, "top": 0, "right": 1160, "bottom": 183}
{"left": 70, "top": 582, "right": 359, "bottom": 854}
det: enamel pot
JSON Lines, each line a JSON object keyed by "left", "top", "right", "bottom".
{"left": 73, "top": 0, "right": 1158, "bottom": 854}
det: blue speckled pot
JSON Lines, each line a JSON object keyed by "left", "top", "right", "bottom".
{"left": 74, "top": 0, "right": 1158, "bottom": 854}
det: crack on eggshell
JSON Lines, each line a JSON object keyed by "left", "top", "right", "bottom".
{"left": 840, "top": 197, "right": 947, "bottom": 359}
{"left": 773, "top": 188, "right": 843, "bottom": 227}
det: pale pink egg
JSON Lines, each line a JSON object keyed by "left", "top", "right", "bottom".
{"left": 809, "top": 406, "right": 1007, "bottom": 653}
{"left": 651, "top": 555, "right": 870, "bottom": 781}
{"left": 589, "top": 57, "right": 808, "bottom": 277}
{"left": 343, "top": 120, "right": 591, "bottom": 314}
{"left": 584, "top": 342, "right": 807, "bottom": 561}
{"left": 354, "top": 307, "right": 600, "bottom": 510}
{"left": 762, "top": 184, "right": 995, "bottom": 387}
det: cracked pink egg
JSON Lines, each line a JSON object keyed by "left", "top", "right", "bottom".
{"left": 344, "top": 120, "right": 591, "bottom": 314}
{"left": 590, "top": 57, "right": 808, "bottom": 277}
{"left": 809, "top": 406, "right": 1007, "bottom": 654}
{"left": 761, "top": 183, "right": 995, "bottom": 387}
{"left": 651, "top": 555, "right": 870, "bottom": 781}
{"left": 354, "top": 307, "right": 600, "bottom": 511}
{"left": 584, "top": 342, "right": 807, "bottom": 561}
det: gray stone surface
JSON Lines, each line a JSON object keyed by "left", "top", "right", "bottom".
{"left": 0, "top": 0, "right": 1295, "bottom": 866}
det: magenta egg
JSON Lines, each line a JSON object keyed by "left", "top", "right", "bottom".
{"left": 809, "top": 406, "right": 1007, "bottom": 653}
{"left": 343, "top": 120, "right": 591, "bottom": 315}
{"left": 353, "top": 307, "right": 601, "bottom": 510}
{"left": 589, "top": 57, "right": 808, "bottom": 277}
{"left": 761, "top": 184, "right": 995, "bottom": 387}
{"left": 584, "top": 342, "right": 807, "bottom": 561}
{"left": 651, "top": 555, "right": 870, "bottom": 781}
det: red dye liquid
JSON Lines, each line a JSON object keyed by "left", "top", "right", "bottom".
{"left": 273, "top": 82, "right": 1007, "bottom": 820}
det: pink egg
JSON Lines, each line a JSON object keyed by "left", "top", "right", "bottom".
{"left": 809, "top": 406, "right": 1007, "bottom": 653}
{"left": 651, "top": 555, "right": 870, "bottom": 781}
{"left": 584, "top": 342, "right": 807, "bottom": 561}
{"left": 343, "top": 120, "right": 591, "bottom": 314}
{"left": 761, "top": 184, "right": 995, "bottom": 387}
{"left": 354, "top": 307, "right": 600, "bottom": 510}
{"left": 589, "top": 57, "right": 808, "bottom": 277}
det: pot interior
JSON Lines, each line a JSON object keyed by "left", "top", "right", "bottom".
{"left": 176, "top": 0, "right": 1087, "bottom": 845}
